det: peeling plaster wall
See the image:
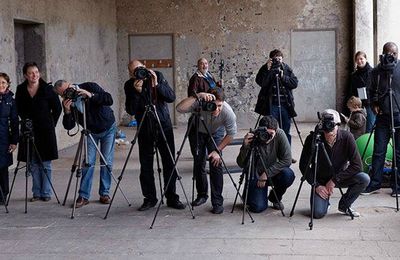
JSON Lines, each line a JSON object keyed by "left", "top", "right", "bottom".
{"left": 0, "top": 0, "right": 119, "bottom": 150}
{"left": 117, "top": 0, "right": 352, "bottom": 127}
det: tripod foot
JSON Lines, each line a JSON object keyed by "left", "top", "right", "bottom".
{"left": 71, "top": 216, "right": 75, "bottom": 219}
{"left": 192, "top": 216, "right": 195, "bottom": 219}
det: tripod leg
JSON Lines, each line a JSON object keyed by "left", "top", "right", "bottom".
{"left": 63, "top": 134, "right": 84, "bottom": 206}
{"left": 154, "top": 145, "right": 164, "bottom": 204}
{"left": 290, "top": 176, "right": 305, "bottom": 217}
{"left": 291, "top": 117, "right": 304, "bottom": 146}
{"left": 70, "top": 168, "right": 82, "bottom": 219}
{"left": 338, "top": 188, "right": 354, "bottom": 220}
{"left": 0, "top": 180, "right": 9, "bottom": 213}
{"left": 6, "top": 161, "right": 22, "bottom": 207}
{"left": 231, "top": 172, "right": 244, "bottom": 213}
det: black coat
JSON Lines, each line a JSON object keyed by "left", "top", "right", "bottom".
{"left": 0, "top": 90, "right": 19, "bottom": 168}
{"left": 15, "top": 79, "right": 62, "bottom": 162}
{"left": 348, "top": 62, "right": 373, "bottom": 108}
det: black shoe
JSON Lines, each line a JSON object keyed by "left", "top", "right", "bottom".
{"left": 30, "top": 196, "right": 41, "bottom": 202}
{"left": 42, "top": 197, "right": 51, "bottom": 202}
{"left": 138, "top": 200, "right": 157, "bottom": 211}
{"left": 167, "top": 199, "right": 186, "bottom": 210}
{"left": 191, "top": 196, "right": 207, "bottom": 207}
{"left": 211, "top": 205, "right": 224, "bottom": 214}
{"left": 271, "top": 201, "right": 285, "bottom": 210}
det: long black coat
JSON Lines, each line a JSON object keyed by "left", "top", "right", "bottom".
{"left": 15, "top": 79, "right": 62, "bottom": 162}
{"left": 0, "top": 90, "right": 19, "bottom": 168}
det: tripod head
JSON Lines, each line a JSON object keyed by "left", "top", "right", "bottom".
{"left": 20, "top": 118, "right": 34, "bottom": 141}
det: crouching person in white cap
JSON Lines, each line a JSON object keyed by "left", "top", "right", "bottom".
{"left": 299, "top": 109, "right": 370, "bottom": 218}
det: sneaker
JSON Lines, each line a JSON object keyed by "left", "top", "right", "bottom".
{"left": 271, "top": 201, "right": 285, "bottom": 210}
{"left": 30, "top": 196, "right": 41, "bottom": 202}
{"left": 42, "top": 197, "right": 51, "bottom": 202}
{"left": 211, "top": 205, "right": 224, "bottom": 214}
{"left": 361, "top": 187, "right": 380, "bottom": 195}
{"left": 75, "top": 197, "right": 89, "bottom": 208}
{"left": 338, "top": 207, "right": 360, "bottom": 217}
{"left": 99, "top": 195, "right": 110, "bottom": 204}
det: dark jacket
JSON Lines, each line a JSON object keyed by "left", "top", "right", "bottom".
{"left": 187, "top": 72, "right": 218, "bottom": 97}
{"left": 347, "top": 109, "right": 366, "bottom": 140}
{"left": 255, "top": 62, "right": 298, "bottom": 116}
{"left": 16, "top": 79, "right": 62, "bottom": 162}
{"left": 62, "top": 82, "right": 115, "bottom": 134}
{"left": 124, "top": 71, "right": 175, "bottom": 131}
{"left": 349, "top": 62, "right": 373, "bottom": 108}
{"left": 236, "top": 129, "right": 291, "bottom": 178}
{"left": 368, "top": 61, "right": 400, "bottom": 115}
{"left": 300, "top": 129, "right": 362, "bottom": 187}
{"left": 0, "top": 90, "right": 19, "bottom": 168}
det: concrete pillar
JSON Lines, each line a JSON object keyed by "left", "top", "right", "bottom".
{"left": 376, "top": 0, "right": 400, "bottom": 57}
{"left": 354, "top": 0, "right": 374, "bottom": 65}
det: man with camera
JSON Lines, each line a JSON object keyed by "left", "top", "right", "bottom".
{"left": 236, "top": 116, "right": 295, "bottom": 213}
{"left": 300, "top": 109, "right": 370, "bottom": 218}
{"left": 255, "top": 49, "right": 298, "bottom": 145}
{"left": 124, "top": 60, "right": 185, "bottom": 211}
{"left": 16, "top": 62, "right": 62, "bottom": 202}
{"left": 176, "top": 88, "right": 237, "bottom": 214}
{"left": 362, "top": 42, "right": 400, "bottom": 196}
{"left": 53, "top": 80, "right": 117, "bottom": 208}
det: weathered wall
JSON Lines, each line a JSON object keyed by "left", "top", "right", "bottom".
{"left": 376, "top": 0, "right": 400, "bottom": 61}
{"left": 116, "top": 0, "right": 352, "bottom": 127}
{"left": 0, "top": 0, "right": 119, "bottom": 150}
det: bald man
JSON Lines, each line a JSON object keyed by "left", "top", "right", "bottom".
{"left": 124, "top": 60, "right": 185, "bottom": 211}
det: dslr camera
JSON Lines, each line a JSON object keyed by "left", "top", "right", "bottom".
{"left": 250, "top": 126, "right": 273, "bottom": 145}
{"left": 320, "top": 114, "right": 336, "bottom": 132}
{"left": 21, "top": 118, "right": 34, "bottom": 137}
{"left": 271, "top": 57, "right": 282, "bottom": 70}
{"left": 199, "top": 99, "right": 217, "bottom": 112}
{"left": 380, "top": 53, "right": 397, "bottom": 69}
{"left": 134, "top": 67, "right": 152, "bottom": 80}
{"left": 63, "top": 85, "right": 80, "bottom": 101}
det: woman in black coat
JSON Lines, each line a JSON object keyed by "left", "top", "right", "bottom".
{"left": 15, "top": 62, "right": 61, "bottom": 201}
{"left": 0, "top": 73, "right": 19, "bottom": 203}
{"left": 348, "top": 51, "right": 374, "bottom": 133}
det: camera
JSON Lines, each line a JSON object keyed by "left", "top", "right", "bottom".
{"left": 320, "top": 114, "right": 336, "bottom": 132}
{"left": 251, "top": 126, "right": 273, "bottom": 145}
{"left": 21, "top": 118, "right": 34, "bottom": 136}
{"left": 201, "top": 100, "right": 217, "bottom": 112}
{"left": 271, "top": 57, "right": 282, "bottom": 70}
{"left": 380, "top": 53, "right": 397, "bottom": 70}
{"left": 63, "top": 86, "right": 80, "bottom": 101}
{"left": 134, "top": 67, "right": 152, "bottom": 80}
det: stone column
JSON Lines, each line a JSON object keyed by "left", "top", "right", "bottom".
{"left": 376, "top": 0, "right": 400, "bottom": 56}
{"left": 353, "top": 0, "right": 374, "bottom": 65}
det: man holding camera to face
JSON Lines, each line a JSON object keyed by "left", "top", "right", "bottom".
{"left": 236, "top": 116, "right": 295, "bottom": 213}
{"left": 362, "top": 42, "right": 400, "bottom": 196}
{"left": 53, "top": 80, "right": 117, "bottom": 208}
{"left": 255, "top": 49, "right": 298, "bottom": 145}
{"left": 176, "top": 88, "right": 237, "bottom": 214}
{"left": 124, "top": 60, "right": 185, "bottom": 211}
{"left": 300, "top": 109, "right": 370, "bottom": 218}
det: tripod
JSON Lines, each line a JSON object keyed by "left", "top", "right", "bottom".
{"left": 231, "top": 141, "right": 285, "bottom": 224}
{"left": 290, "top": 124, "right": 354, "bottom": 230}
{"left": 8, "top": 129, "right": 60, "bottom": 213}
{"left": 63, "top": 100, "right": 130, "bottom": 219}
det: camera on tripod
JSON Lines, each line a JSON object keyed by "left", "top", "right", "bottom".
{"left": 380, "top": 53, "right": 397, "bottom": 68}
{"left": 271, "top": 57, "right": 282, "bottom": 70}
{"left": 134, "top": 67, "right": 152, "bottom": 80}
{"left": 250, "top": 126, "right": 272, "bottom": 145}
{"left": 319, "top": 114, "right": 337, "bottom": 132}
{"left": 63, "top": 85, "right": 80, "bottom": 101}
{"left": 21, "top": 118, "right": 34, "bottom": 137}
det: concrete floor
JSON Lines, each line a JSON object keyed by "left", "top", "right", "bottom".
{"left": 1, "top": 123, "right": 399, "bottom": 259}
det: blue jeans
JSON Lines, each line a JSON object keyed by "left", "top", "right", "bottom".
{"left": 245, "top": 167, "right": 295, "bottom": 213}
{"left": 271, "top": 105, "right": 291, "bottom": 144}
{"left": 79, "top": 123, "right": 116, "bottom": 200}
{"left": 368, "top": 114, "right": 400, "bottom": 192}
{"left": 31, "top": 158, "right": 52, "bottom": 198}
{"left": 311, "top": 172, "right": 370, "bottom": 219}
{"left": 365, "top": 106, "right": 376, "bottom": 133}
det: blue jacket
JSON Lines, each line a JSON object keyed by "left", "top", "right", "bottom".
{"left": 62, "top": 82, "right": 115, "bottom": 134}
{"left": 0, "top": 90, "right": 19, "bottom": 168}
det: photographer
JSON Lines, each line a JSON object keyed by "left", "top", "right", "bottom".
{"left": 363, "top": 42, "right": 400, "bottom": 196}
{"left": 53, "top": 80, "right": 116, "bottom": 208}
{"left": 300, "top": 109, "right": 370, "bottom": 218}
{"left": 0, "top": 72, "right": 19, "bottom": 203}
{"left": 236, "top": 116, "right": 295, "bottom": 213}
{"left": 255, "top": 49, "right": 298, "bottom": 145}
{"left": 124, "top": 60, "right": 185, "bottom": 211}
{"left": 15, "top": 62, "right": 62, "bottom": 202}
{"left": 176, "top": 88, "right": 237, "bottom": 214}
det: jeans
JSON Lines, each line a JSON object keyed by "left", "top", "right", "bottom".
{"left": 365, "top": 106, "right": 376, "bottom": 133}
{"left": 311, "top": 172, "right": 370, "bottom": 219}
{"left": 189, "top": 128, "right": 224, "bottom": 207}
{"left": 245, "top": 167, "right": 295, "bottom": 213}
{"left": 31, "top": 158, "right": 52, "bottom": 198}
{"left": 368, "top": 114, "right": 400, "bottom": 192}
{"left": 79, "top": 122, "right": 116, "bottom": 200}
{"left": 271, "top": 105, "right": 291, "bottom": 144}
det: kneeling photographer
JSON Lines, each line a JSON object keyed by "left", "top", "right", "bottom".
{"left": 53, "top": 80, "right": 116, "bottom": 208}
{"left": 176, "top": 88, "right": 237, "bottom": 214}
{"left": 236, "top": 116, "right": 295, "bottom": 213}
{"left": 299, "top": 109, "right": 369, "bottom": 218}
